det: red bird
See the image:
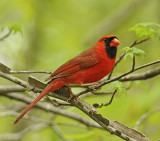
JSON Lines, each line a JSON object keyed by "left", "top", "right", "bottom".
{"left": 14, "top": 35, "right": 120, "bottom": 124}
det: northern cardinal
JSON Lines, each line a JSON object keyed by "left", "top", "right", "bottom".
{"left": 14, "top": 35, "right": 120, "bottom": 124}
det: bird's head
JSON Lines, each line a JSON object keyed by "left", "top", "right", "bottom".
{"left": 99, "top": 35, "right": 120, "bottom": 47}
{"left": 97, "top": 35, "right": 120, "bottom": 59}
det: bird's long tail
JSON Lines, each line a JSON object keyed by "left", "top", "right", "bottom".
{"left": 14, "top": 78, "right": 65, "bottom": 125}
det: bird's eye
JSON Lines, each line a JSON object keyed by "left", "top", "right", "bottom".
{"left": 104, "top": 38, "right": 108, "bottom": 42}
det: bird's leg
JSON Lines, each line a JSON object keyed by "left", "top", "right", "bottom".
{"left": 66, "top": 85, "right": 78, "bottom": 102}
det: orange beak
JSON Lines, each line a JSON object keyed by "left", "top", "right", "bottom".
{"left": 110, "top": 38, "right": 120, "bottom": 47}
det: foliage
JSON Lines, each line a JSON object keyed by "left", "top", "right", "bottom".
{"left": 111, "top": 81, "right": 127, "bottom": 95}
{"left": 1, "top": 24, "right": 23, "bottom": 36}
{"left": 123, "top": 47, "right": 145, "bottom": 59}
{"left": 130, "top": 22, "right": 160, "bottom": 39}
{"left": 10, "top": 24, "right": 23, "bottom": 36}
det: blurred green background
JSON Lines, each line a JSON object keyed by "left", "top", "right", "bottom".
{"left": 0, "top": 0, "right": 160, "bottom": 141}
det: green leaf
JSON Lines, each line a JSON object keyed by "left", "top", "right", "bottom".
{"left": 111, "top": 81, "right": 127, "bottom": 95}
{"left": 0, "top": 24, "right": 23, "bottom": 36}
{"left": 123, "top": 47, "right": 145, "bottom": 59}
{"left": 10, "top": 24, "right": 23, "bottom": 36}
{"left": 130, "top": 22, "right": 160, "bottom": 40}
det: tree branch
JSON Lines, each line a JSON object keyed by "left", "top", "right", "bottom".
{"left": 0, "top": 92, "right": 101, "bottom": 128}
{"left": 0, "top": 63, "right": 151, "bottom": 141}
{"left": 0, "top": 31, "right": 11, "bottom": 41}
{"left": 10, "top": 70, "right": 52, "bottom": 74}
{"left": 0, "top": 66, "right": 159, "bottom": 97}
{"left": 132, "top": 56, "right": 135, "bottom": 71}
{"left": 70, "top": 97, "right": 150, "bottom": 141}
{"left": 0, "top": 85, "right": 25, "bottom": 93}
{"left": 120, "top": 67, "right": 160, "bottom": 81}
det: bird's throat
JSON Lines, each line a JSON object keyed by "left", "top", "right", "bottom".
{"left": 105, "top": 45, "right": 117, "bottom": 59}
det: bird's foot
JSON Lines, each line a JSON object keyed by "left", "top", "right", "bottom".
{"left": 67, "top": 94, "right": 78, "bottom": 102}
{"left": 66, "top": 84, "right": 78, "bottom": 102}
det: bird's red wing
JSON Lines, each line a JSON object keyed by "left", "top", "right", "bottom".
{"left": 45, "top": 49, "right": 99, "bottom": 81}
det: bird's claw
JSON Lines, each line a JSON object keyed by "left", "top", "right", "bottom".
{"left": 67, "top": 95, "right": 78, "bottom": 102}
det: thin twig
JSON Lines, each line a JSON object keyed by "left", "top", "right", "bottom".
{"left": 130, "top": 38, "right": 149, "bottom": 47}
{"left": 0, "top": 31, "right": 11, "bottom": 41}
{"left": 46, "top": 96, "right": 60, "bottom": 107}
{"left": 91, "top": 82, "right": 132, "bottom": 96}
{"left": 134, "top": 106, "right": 160, "bottom": 130}
{"left": 92, "top": 91, "right": 113, "bottom": 95}
{"left": 51, "top": 124, "right": 69, "bottom": 141}
{"left": 45, "top": 96, "right": 71, "bottom": 107}
{"left": 134, "top": 60, "right": 160, "bottom": 71}
{"left": 10, "top": 70, "right": 52, "bottom": 74}
{"left": 93, "top": 90, "right": 117, "bottom": 108}
{"left": 132, "top": 56, "right": 135, "bottom": 71}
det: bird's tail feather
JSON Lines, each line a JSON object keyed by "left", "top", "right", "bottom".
{"left": 14, "top": 78, "right": 64, "bottom": 125}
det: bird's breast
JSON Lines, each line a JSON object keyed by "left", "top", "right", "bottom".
{"left": 82, "top": 56, "right": 115, "bottom": 83}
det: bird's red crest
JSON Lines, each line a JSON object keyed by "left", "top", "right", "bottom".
{"left": 98, "top": 35, "right": 116, "bottom": 42}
